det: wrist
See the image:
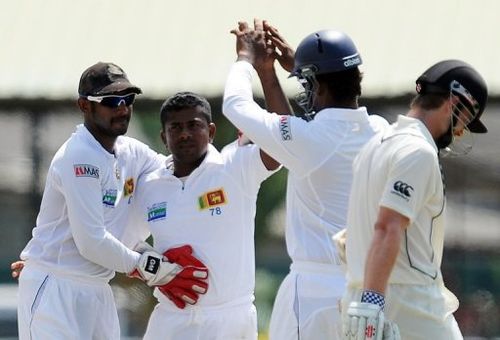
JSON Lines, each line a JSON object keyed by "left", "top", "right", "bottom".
{"left": 255, "top": 63, "right": 276, "bottom": 76}
{"left": 361, "top": 290, "right": 385, "bottom": 310}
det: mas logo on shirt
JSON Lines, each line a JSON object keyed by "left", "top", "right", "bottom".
{"left": 147, "top": 202, "right": 167, "bottom": 222}
{"left": 198, "top": 188, "right": 227, "bottom": 210}
{"left": 279, "top": 116, "right": 292, "bottom": 141}
{"left": 123, "top": 177, "right": 134, "bottom": 197}
{"left": 102, "top": 189, "right": 117, "bottom": 206}
{"left": 390, "top": 180, "right": 414, "bottom": 202}
{"left": 74, "top": 164, "right": 99, "bottom": 178}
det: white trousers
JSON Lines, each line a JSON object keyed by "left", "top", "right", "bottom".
{"left": 269, "top": 261, "right": 345, "bottom": 340}
{"left": 143, "top": 298, "right": 257, "bottom": 340}
{"left": 17, "top": 262, "right": 119, "bottom": 340}
{"left": 342, "top": 282, "right": 463, "bottom": 340}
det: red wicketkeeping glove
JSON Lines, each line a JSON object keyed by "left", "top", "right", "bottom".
{"left": 157, "top": 245, "right": 209, "bottom": 309}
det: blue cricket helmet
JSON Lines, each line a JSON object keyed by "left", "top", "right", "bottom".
{"left": 291, "top": 29, "right": 362, "bottom": 78}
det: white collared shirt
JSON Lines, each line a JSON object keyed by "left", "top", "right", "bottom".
{"left": 134, "top": 143, "right": 278, "bottom": 306}
{"left": 223, "top": 61, "right": 388, "bottom": 264}
{"left": 346, "top": 115, "right": 446, "bottom": 285}
{"left": 21, "top": 124, "right": 164, "bottom": 281}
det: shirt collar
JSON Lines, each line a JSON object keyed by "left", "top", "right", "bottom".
{"left": 313, "top": 106, "right": 370, "bottom": 122}
{"left": 393, "top": 115, "right": 438, "bottom": 152}
{"left": 76, "top": 124, "right": 117, "bottom": 159}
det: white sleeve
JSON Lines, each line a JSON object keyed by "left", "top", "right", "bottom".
{"left": 223, "top": 61, "right": 319, "bottom": 175}
{"left": 221, "top": 141, "right": 279, "bottom": 196}
{"left": 56, "top": 157, "right": 140, "bottom": 274}
{"left": 379, "top": 146, "right": 440, "bottom": 222}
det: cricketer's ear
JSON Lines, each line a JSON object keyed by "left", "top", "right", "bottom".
{"left": 208, "top": 122, "right": 216, "bottom": 143}
{"left": 77, "top": 97, "right": 91, "bottom": 114}
{"left": 160, "top": 129, "right": 167, "bottom": 147}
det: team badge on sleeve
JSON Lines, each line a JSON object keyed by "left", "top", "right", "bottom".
{"left": 74, "top": 164, "right": 99, "bottom": 178}
{"left": 198, "top": 188, "right": 227, "bottom": 210}
{"left": 391, "top": 180, "right": 413, "bottom": 201}
{"left": 147, "top": 202, "right": 167, "bottom": 222}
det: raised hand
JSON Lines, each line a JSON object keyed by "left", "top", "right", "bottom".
{"left": 263, "top": 21, "right": 295, "bottom": 72}
{"left": 230, "top": 19, "right": 275, "bottom": 73}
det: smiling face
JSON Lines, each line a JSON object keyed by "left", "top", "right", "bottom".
{"left": 161, "top": 105, "right": 216, "bottom": 177}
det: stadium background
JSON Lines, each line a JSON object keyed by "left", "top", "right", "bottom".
{"left": 1, "top": 1, "right": 500, "bottom": 338}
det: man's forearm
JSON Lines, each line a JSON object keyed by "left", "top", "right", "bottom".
{"left": 256, "top": 66, "right": 292, "bottom": 115}
{"left": 363, "top": 225, "right": 401, "bottom": 294}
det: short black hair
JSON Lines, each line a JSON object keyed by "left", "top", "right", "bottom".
{"left": 315, "top": 68, "right": 362, "bottom": 106}
{"left": 160, "top": 92, "right": 212, "bottom": 127}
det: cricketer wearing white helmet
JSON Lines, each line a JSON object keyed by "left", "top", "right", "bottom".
{"left": 342, "top": 60, "right": 489, "bottom": 340}
{"left": 223, "top": 20, "right": 388, "bottom": 339}
{"left": 133, "top": 92, "right": 280, "bottom": 339}
{"left": 17, "top": 63, "right": 208, "bottom": 340}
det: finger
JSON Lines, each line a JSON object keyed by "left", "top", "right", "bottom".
{"left": 238, "top": 21, "right": 249, "bottom": 31}
{"left": 168, "top": 286, "right": 199, "bottom": 305}
{"left": 269, "top": 35, "right": 289, "bottom": 52}
{"left": 169, "top": 276, "right": 209, "bottom": 293}
{"left": 230, "top": 28, "right": 244, "bottom": 37}
{"left": 267, "top": 25, "right": 289, "bottom": 48}
{"left": 168, "top": 292, "right": 187, "bottom": 308}
{"left": 158, "top": 286, "right": 186, "bottom": 308}
{"left": 254, "top": 18, "right": 264, "bottom": 31}
{"left": 11, "top": 261, "right": 23, "bottom": 270}
{"left": 180, "top": 266, "right": 208, "bottom": 279}
{"left": 179, "top": 254, "right": 206, "bottom": 268}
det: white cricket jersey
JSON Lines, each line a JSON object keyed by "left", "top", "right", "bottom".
{"left": 21, "top": 124, "right": 163, "bottom": 281}
{"left": 223, "top": 61, "right": 388, "bottom": 264}
{"left": 346, "top": 115, "right": 445, "bottom": 286}
{"left": 134, "top": 142, "right": 278, "bottom": 306}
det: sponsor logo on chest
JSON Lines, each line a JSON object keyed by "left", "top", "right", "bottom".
{"left": 198, "top": 188, "right": 227, "bottom": 210}
{"left": 74, "top": 164, "right": 99, "bottom": 178}
{"left": 147, "top": 202, "right": 167, "bottom": 222}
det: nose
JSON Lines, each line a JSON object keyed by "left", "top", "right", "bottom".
{"left": 116, "top": 102, "right": 129, "bottom": 114}
{"left": 178, "top": 127, "right": 191, "bottom": 140}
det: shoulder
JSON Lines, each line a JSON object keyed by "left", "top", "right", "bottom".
{"left": 55, "top": 135, "right": 103, "bottom": 165}
{"left": 116, "top": 135, "right": 151, "bottom": 152}
{"left": 139, "top": 166, "right": 168, "bottom": 184}
{"left": 368, "top": 114, "right": 390, "bottom": 132}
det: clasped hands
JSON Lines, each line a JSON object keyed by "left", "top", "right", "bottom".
{"left": 130, "top": 242, "right": 209, "bottom": 309}
{"left": 230, "top": 18, "right": 295, "bottom": 73}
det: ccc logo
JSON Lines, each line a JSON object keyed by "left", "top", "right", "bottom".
{"left": 393, "top": 181, "right": 413, "bottom": 197}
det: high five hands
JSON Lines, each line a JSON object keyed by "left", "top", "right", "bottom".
{"left": 230, "top": 19, "right": 295, "bottom": 73}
